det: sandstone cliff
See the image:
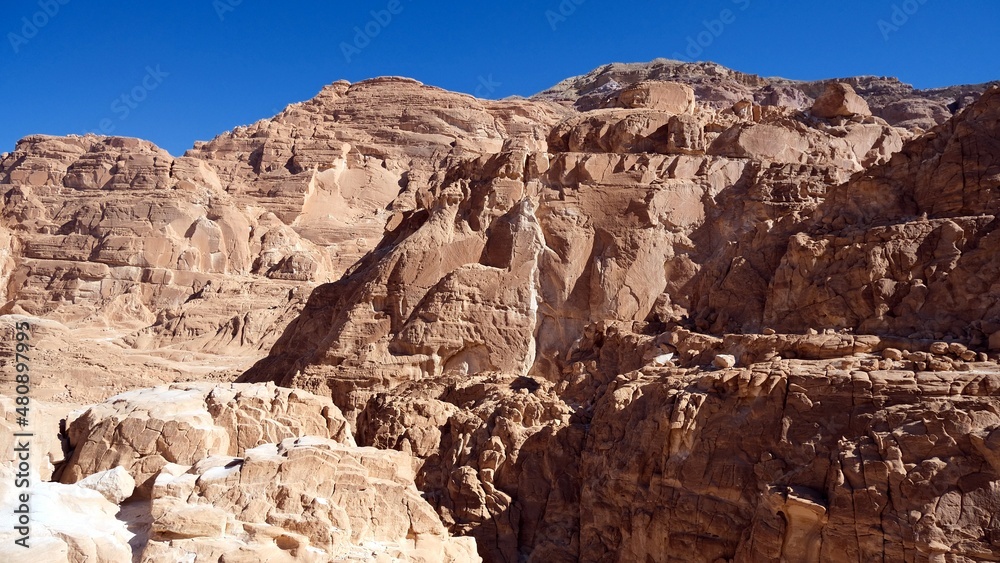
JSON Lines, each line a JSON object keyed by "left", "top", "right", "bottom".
{"left": 536, "top": 58, "right": 996, "bottom": 132}
{"left": 2, "top": 60, "right": 999, "bottom": 562}
{"left": 242, "top": 77, "right": 1000, "bottom": 561}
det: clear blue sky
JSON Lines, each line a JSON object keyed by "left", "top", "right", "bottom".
{"left": 2, "top": 0, "right": 997, "bottom": 156}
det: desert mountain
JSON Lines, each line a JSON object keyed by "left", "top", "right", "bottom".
{"left": 1, "top": 60, "right": 999, "bottom": 562}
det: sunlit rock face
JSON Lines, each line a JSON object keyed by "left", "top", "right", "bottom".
{"left": 3, "top": 60, "right": 1000, "bottom": 562}
{"left": 238, "top": 67, "right": 1000, "bottom": 561}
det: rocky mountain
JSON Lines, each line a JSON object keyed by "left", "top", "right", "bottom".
{"left": 2, "top": 60, "right": 1000, "bottom": 562}
{"left": 0, "top": 78, "right": 568, "bottom": 403}
{"left": 537, "top": 58, "right": 996, "bottom": 131}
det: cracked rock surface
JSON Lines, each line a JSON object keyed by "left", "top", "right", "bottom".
{"left": 3, "top": 61, "right": 1000, "bottom": 562}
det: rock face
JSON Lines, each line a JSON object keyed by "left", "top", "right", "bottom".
{"left": 184, "top": 77, "right": 567, "bottom": 272}
{"left": 143, "top": 438, "right": 479, "bottom": 562}
{"left": 48, "top": 383, "right": 479, "bottom": 562}
{"left": 0, "top": 62, "right": 987, "bottom": 408}
{"left": 242, "top": 79, "right": 905, "bottom": 421}
{"left": 4, "top": 62, "right": 1000, "bottom": 562}
{"left": 536, "top": 58, "right": 995, "bottom": 131}
{"left": 61, "top": 382, "right": 354, "bottom": 495}
{"left": 618, "top": 81, "right": 696, "bottom": 113}
{"left": 763, "top": 87, "right": 1000, "bottom": 341}
{"left": 670, "top": 87, "right": 1000, "bottom": 339}
{"left": 0, "top": 466, "right": 135, "bottom": 563}
{"left": 0, "top": 78, "right": 570, "bottom": 404}
{"left": 810, "top": 82, "right": 872, "bottom": 118}
{"left": 357, "top": 374, "right": 576, "bottom": 562}
{"left": 241, "top": 77, "right": 1000, "bottom": 562}
{"left": 580, "top": 357, "right": 1000, "bottom": 562}
{"left": 0, "top": 133, "right": 327, "bottom": 402}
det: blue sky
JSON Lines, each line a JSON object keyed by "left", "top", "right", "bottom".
{"left": 1, "top": 0, "right": 997, "bottom": 156}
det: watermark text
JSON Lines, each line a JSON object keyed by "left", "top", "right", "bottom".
{"left": 11, "top": 320, "right": 32, "bottom": 549}
{"left": 7, "top": 0, "right": 71, "bottom": 54}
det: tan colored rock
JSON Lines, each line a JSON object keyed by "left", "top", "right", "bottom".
{"left": 0, "top": 62, "right": 920, "bottom": 413}
{"left": 151, "top": 499, "right": 228, "bottom": 540}
{"left": 876, "top": 97, "right": 951, "bottom": 130}
{"left": 141, "top": 437, "right": 480, "bottom": 562}
{"left": 548, "top": 109, "right": 675, "bottom": 153}
{"left": 537, "top": 59, "right": 987, "bottom": 131}
{"left": 0, "top": 225, "right": 17, "bottom": 303}
{"left": 929, "top": 341, "right": 950, "bottom": 355}
{"left": 244, "top": 89, "right": 906, "bottom": 423}
{"left": 710, "top": 122, "right": 810, "bottom": 161}
{"left": 666, "top": 113, "right": 706, "bottom": 154}
{"left": 61, "top": 382, "right": 354, "bottom": 496}
{"left": 76, "top": 466, "right": 136, "bottom": 504}
{"left": 0, "top": 77, "right": 571, "bottom": 406}
{"left": 764, "top": 87, "right": 1000, "bottom": 340}
{"left": 882, "top": 347, "right": 903, "bottom": 361}
{"left": 811, "top": 82, "right": 872, "bottom": 118}
{"left": 713, "top": 354, "right": 737, "bottom": 368}
{"left": 0, "top": 467, "right": 134, "bottom": 563}
{"left": 0, "top": 133, "right": 330, "bottom": 395}
{"left": 618, "top": 81, "right": 695, "bottom": 114}
{"left": 6, "top": 62, "right": 1000, "bottom": 563}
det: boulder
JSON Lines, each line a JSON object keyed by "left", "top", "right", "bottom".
{"left": 714, "top": 354, "right": 737, "bottom": 369}
{"left": 811, "top": 82, "right": 872, "bottom": 118}
{"left": 618, "top": 81, "right": 696, "bottom": 114}
{"left": 141, "top": 437, "right": 481, "bottom": 562}
{"left": 61, "top": 382, "right": 354, "bottom": 496}
{"left": 76, "top": 466, "right": 136, "bottom": 504}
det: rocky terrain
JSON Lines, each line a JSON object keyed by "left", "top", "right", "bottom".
{"left": 537, "top": 58, "right": 995, "bottom": 132}
{"left": 1, "top": 59, "right": 1000, "bottom": 562}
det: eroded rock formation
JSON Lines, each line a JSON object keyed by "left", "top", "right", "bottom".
{"left": 242, "top": 77, "right": 1000, "bottom": 561}
{"left": 0, "top": 78, "right": 569, "bottom": 403}
{"left": 143, "top": 437, "right": 479, "bottom": 562}
{"left": 2, "top": 60, "right": 999, "bottom": 562}
{"left": 28, "top": 383, "right": 479, "bottom": 562}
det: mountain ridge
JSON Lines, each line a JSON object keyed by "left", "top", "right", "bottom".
{"left": 2, "top": 60, "right": 1000, "bottom": 562}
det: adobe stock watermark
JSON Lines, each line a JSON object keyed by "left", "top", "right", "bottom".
{"left": 7, "top": 0, "right": 71, "bottom": 54}
{"left": 213, "top": 0, "right": 243, "bottom": 21}
{"left": 341, "top": 0, "right": 409, "bottom": 64}
{"left": 671, "top": 0, "right": 751, "bottom": 62}
{"left": 878, "top": 0, "right": 929, "bottom": 41}
{"left": 11, "top": 320, "right": 33, "bottom": 549}
{"left": 93, "top": 65, "right": 169, "bottom": 135}
{"left": 546, "top": 0, "right": 587, "bottom": 31}
{"left": 474, "top": 75, "right": 501, "bottom": 98}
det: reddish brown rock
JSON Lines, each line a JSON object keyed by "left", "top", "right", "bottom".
{"left": 143, "top": 437, "right": 480, "bottom": 562}
{"left": 764, "top": 86, "right": 1000, "bottom": 341}
{"left": 61, "top": 382, "right": 354, "bottom": 496}
{"left": 537, "top": 59, "right": 993, "bottom": 130}
{"left": 617, "top": 81, "right": 696, "bottom": 114}
{"left": 580, "top": 359, "right": 1000, "bottom": 562}
{"left": 811, "top": 82, "right": 872, "bottom": 119}
{"left": 357, "top": 374, "right": 577, "bottom": 563}
{"left": 5, "top": 62, "right": 1000, "bottom": 563}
